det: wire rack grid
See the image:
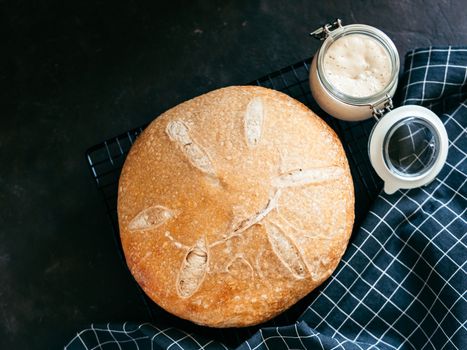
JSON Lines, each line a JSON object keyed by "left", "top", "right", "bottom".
{"left": 85, "top": 58, "right": 383, "bottom": 347}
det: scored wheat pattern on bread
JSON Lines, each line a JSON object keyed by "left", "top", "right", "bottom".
{"left": 128, "top": 95, "right": 346, "bottom": 298}
{"left": 226, "top": 255, "right": 255, "bottom": 280}
{"left": 165, "top": 120, "right": 218, "bottom": 181}
{"left": 244, "top": 97, "right": 264, "bottom": 147}
{"left": 264, "top": 221, "right": 308, "bottom": 278}
{"left": 272, "top": 167, "right": 344, "bottom": 188}
{"left": 128, "top": 205, "right": 175, "bottom": 231}
{"left": 177, "top": 238, "right": 208, "bottom": 298}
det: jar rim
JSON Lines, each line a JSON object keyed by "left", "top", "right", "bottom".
{"left": 316, "top": 24, "right": 400, "bottom": 106}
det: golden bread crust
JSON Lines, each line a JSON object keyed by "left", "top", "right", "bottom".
{"left": 118, "top": 86, "right": 354, "bottom": 327}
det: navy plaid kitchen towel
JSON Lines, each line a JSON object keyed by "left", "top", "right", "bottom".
{"left": 65, "top": 47, "right": 467, "bottom": 350}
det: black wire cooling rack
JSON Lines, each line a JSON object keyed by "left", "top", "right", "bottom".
{"left": 85, "top": 58, "right": 383, "bottom": 347}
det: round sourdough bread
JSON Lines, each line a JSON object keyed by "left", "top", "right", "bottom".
{"left": 118, "top": 86, "right": 354, "bottom": 327}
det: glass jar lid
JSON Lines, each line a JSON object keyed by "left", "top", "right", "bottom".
{"left": 368, "top": 105, "right": 448, "bottom": 194}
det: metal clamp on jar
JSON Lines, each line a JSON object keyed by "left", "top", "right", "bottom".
{"left": 309, "top": 19, "right": 448, "bottom": 194}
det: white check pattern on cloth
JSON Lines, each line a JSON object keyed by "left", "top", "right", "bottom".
{"left": 65, "top": 47, "right": 467, "bottom": 350}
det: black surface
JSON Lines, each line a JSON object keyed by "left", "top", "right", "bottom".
{"left": 1, "top": 1, "right": 466, "bottom": 349}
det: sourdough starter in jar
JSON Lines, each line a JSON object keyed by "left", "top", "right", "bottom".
{"left": 309, "top": 23, "right": 399, "bottom": 121}
{"left": 322, "top": 34, "right": 392, "bottom": 98}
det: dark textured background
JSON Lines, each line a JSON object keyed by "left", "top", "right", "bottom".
{"left": 1, "top": 0, "right": 466, "bottom": 348}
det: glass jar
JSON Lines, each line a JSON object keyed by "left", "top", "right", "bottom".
{"left": 309, "top": 20, "right": 449, "bottom": 194}
{"left": 309, "top": 20, "right": 400, "bottom": 121}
